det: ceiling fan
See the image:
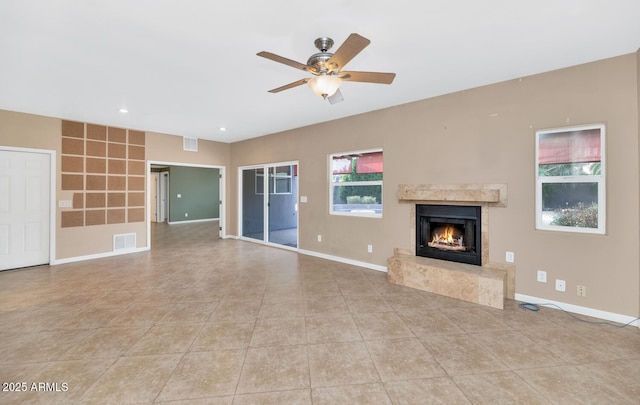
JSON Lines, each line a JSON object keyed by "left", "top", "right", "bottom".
{"left": 257, "top": 33, "right": 396, "bottom": 104}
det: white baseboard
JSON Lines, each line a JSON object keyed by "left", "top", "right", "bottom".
{"left": 515, "top": 293, "right": 639, "bottom": 328}
{"left": 236, "top": 236, "right": 298, "bottom": 252}
{"left": 298, "top": 249, "right": 387, "bottom": 273}
{"left": 51, "top": 247, "right": 150, "bottom": 265}
{"left": 167, "top": 218, "right": 219, "bottom": 225}
{"left": 225, "top": 233, "right": 387, "bottom": 272}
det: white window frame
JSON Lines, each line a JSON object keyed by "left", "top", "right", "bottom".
{"left": 255, "top": 166, "right": 292, "bottom": 195}
{"left": 329, "top": 148, "right": 383, "bottom": 218}
{"left": 535, "top": 124, "right": 605, "bottom": 234}
{"left": 271, "top": 165, "right": 293, "bottom": 195}
{"left": 255, "top": 168, "right": 264, "bottom": 195}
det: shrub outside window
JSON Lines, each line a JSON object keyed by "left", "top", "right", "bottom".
{"left": 535, "top": 124, "right": 605, "bottom": 234}
{"left": 330, "top": 149, "right": 383, "bottom": 217}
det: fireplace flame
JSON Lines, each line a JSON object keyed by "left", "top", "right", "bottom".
{"left": 432, "top": 226, "right": 455, "bottom": 244}
{"left": 429, "top": 225, "right": 465, "bottom": 250}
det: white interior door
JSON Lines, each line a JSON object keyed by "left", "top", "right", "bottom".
{"left": 0, "top": 150, "right": 51, "bottom": 271}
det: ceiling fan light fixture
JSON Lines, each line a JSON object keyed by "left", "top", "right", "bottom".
{"left": 258, "top": 33, "right": 394, "bottom": 104}
{"left": 308, "top": 74, "right": 341, "bottom": 99}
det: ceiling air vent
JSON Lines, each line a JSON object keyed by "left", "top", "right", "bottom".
{"left": 183, "top": 136, "right": 198, "bottom": 152}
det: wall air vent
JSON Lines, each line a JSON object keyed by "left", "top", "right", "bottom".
{"left": 183, "top": 136, "right": 198, "bottom": 152}
{"left": 113, "top": 233, "right": 136, "bottom": 251}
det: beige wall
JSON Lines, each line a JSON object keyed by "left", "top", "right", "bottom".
{"left": 0, "top": 111, "right": 230, "bottom": 260}
{"left": 230, "top": 53, "right": 640, "bottom": 317}
{"left": 0, "top": 110, "right": 60, "bottom": 151}
{"left": 146, "top": 131, "right": 230, "bottom": 166}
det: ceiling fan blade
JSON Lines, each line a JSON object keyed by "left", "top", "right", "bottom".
{"left": 327, "top": 33, "right": 370, "bottom": 72}
{"left": 327, "top": 88, "right": 344, "bottom": 105}
{"left": 267, "top": 78, "right": 310, "bottom": 93}
{"left": 257, "top": 51, "right": 309, "bottom": 71}
{"left": 340, "top": 71, "right": 396, "bottom": 84}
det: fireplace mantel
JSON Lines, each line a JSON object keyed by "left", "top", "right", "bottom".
{"left": 397, "top": 184, "right": 508, "bottom": 207}
{"left": 396, "top": 184, "right": 509, "bottom": 262}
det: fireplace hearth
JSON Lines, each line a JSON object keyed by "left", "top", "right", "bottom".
{"left": 416, "top": 204, "right": 482, "bottom": 265}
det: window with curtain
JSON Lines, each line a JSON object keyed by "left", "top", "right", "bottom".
{"left": 535, "top": 124, "right": 605, "bottom": 234}
{"left": 329, "top": 149, "right": 383, "bottom": 217}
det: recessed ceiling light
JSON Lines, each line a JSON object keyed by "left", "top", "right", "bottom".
{"left": 219, "top": 127, "right": 226, "bottom": 132}
{"left": 119, "top": 108, "right": 128, "bottom": 113}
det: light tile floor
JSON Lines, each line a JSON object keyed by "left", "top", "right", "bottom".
{"left": 1, "top": 221, "right": 639, "bottom": 404}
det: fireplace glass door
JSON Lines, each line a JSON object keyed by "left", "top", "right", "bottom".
{"left": 427, "top": 217, "right": 475, "bottom": 253}
{"left": 416, "top": 205, "right": 481, "bottom": 265}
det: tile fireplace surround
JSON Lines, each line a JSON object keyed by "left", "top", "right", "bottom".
{"left": 387, "top": 184, "right": 514, "bottom": 309}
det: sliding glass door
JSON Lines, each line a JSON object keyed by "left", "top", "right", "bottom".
{"left": 241, "top": 167, "right": 265, "bottom": 241}
{"left": 240, "top": 162, "right": 298, "bottom": 248}
{"left": 268, "top": 165, "right": 298, "bottom": 247}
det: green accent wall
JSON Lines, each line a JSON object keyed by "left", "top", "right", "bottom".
{"left": 169, "top": 166, "right": 219, "bottom": 222}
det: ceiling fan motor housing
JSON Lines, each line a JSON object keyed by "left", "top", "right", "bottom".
{"left": 314, "top": 37, "right": 334, "bottom": 52}
{"left": 307, "top": 52, "right": 333, "bottom": 75}
{"left": 307, "top": 37, "right": 337, "bottom": 75}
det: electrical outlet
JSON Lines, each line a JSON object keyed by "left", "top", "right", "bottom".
{"left": 317, "top": 234, "right": 322, "bottom": 242}
{"left": 555, "top": 279, "right": 566, "bottom": 292}
{"left": 505, "top": 251, "right": 515, "bottom": 263}
{"left": 184, "top": 213, "right": 188, "bottom": 217}
{"left": 577, "top": 285, "right": 586, "bottom": 297}
{"left": 537, "top": 270, "right": 547, "bottom": 283}
{"left": 367, "top": 244, "right": 373, "bottom": 253}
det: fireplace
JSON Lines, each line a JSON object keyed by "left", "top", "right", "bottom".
{"left": 388, "top": 184, "right": 513, "bottom": 309}
{"left": 416, "top": 204, "right": 482, "bottom": 266}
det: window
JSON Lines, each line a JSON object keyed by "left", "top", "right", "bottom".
{"left": 255, "top": 165, "right": 293, "bottom": 195}
{"left": 270, "top": 165, "right": 292, "bottom": 194}
{"left": 330, "top": 149, "right": 383, "bottom": 217}
{"left": 255, "top": 168, "right": 264, "bottom": 195}
{"left": 535, "top": 124, "right": 605, "bottom": 234}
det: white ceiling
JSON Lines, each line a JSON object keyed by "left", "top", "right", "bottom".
{"left": 1, "top": 1, "right": 639, "bottom": 143}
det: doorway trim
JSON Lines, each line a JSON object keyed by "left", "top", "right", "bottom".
{"left": 0, "top": 145, "right": 57, "bottom": 267}
{"left": 158, "top": 171, "right": 169, "bottom": 222}
{"left": 146, "top": 160, "right": 226, "bottom": 248}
